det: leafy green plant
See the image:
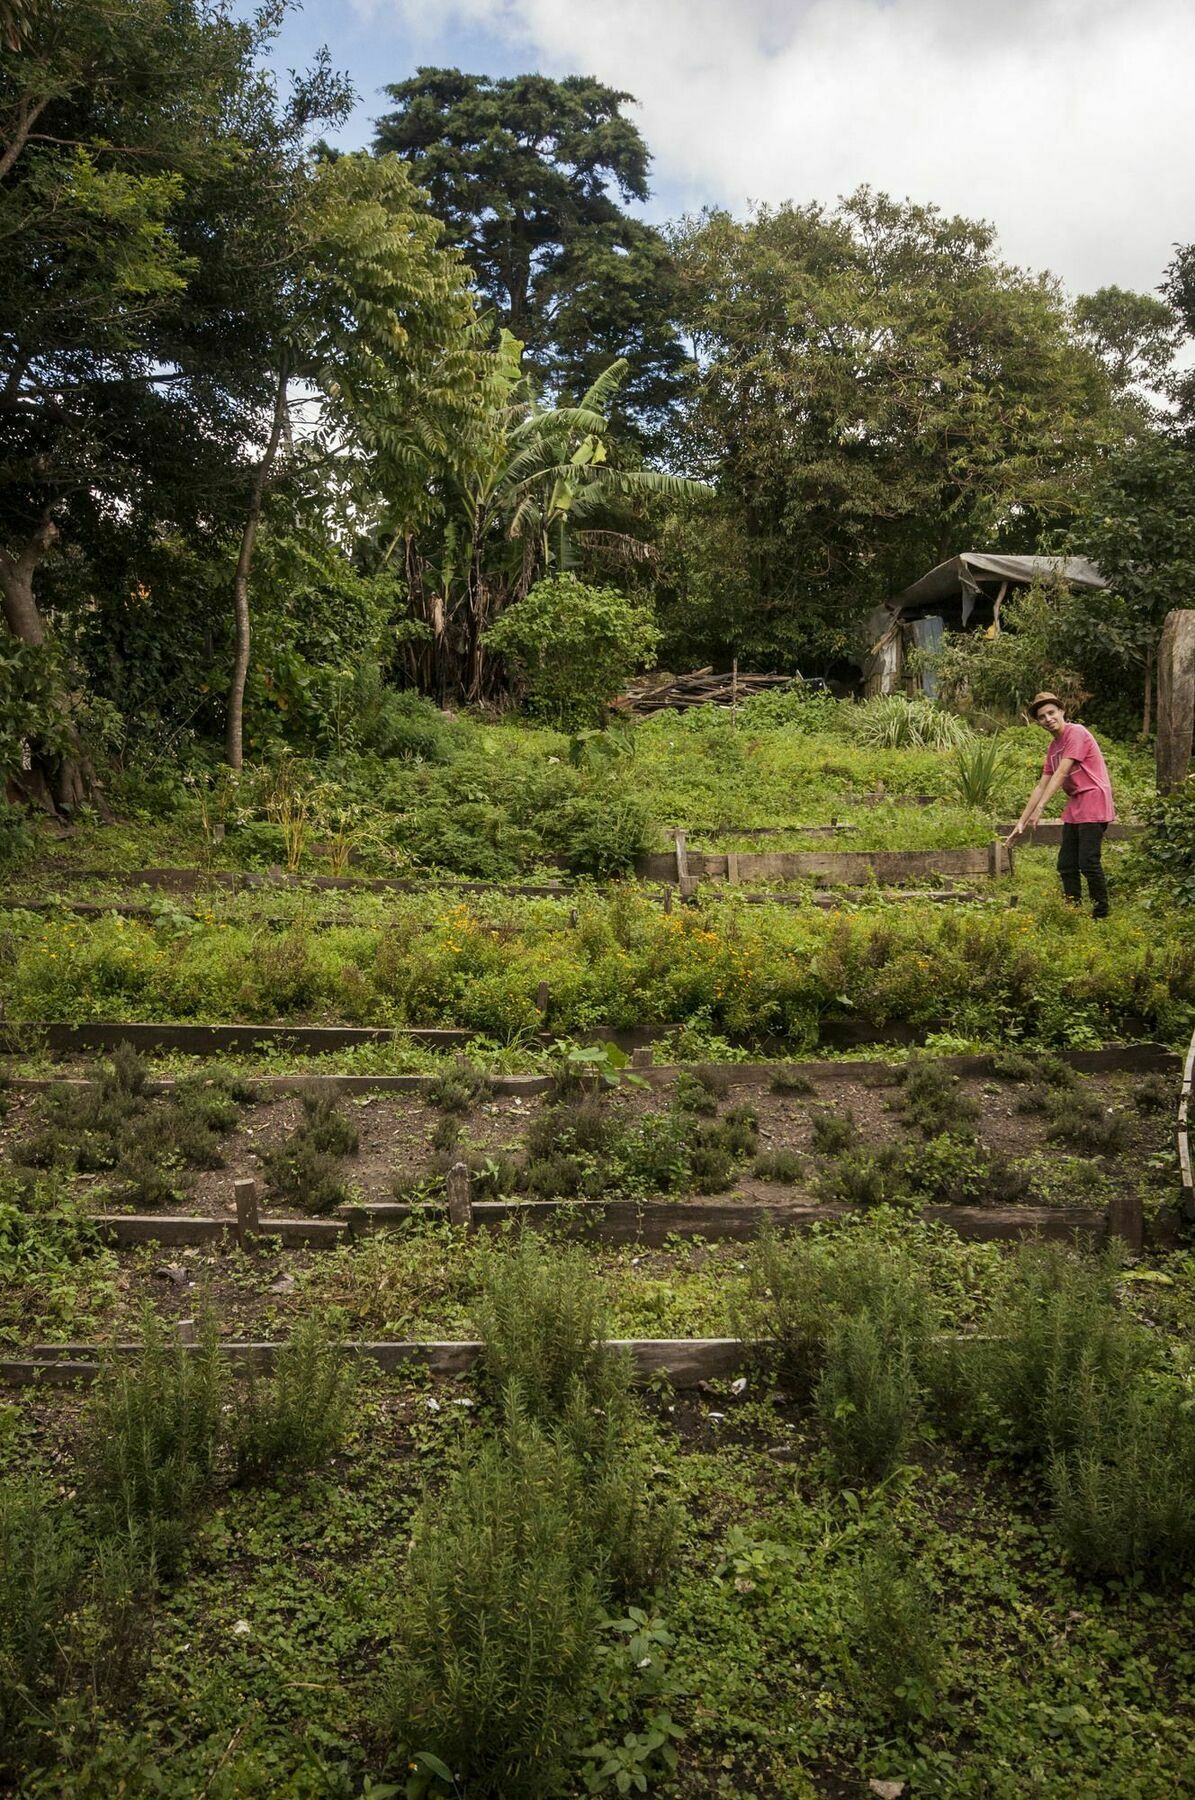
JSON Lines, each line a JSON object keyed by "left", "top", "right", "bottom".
{"left": 426, "top": 1066, "right": 490, "bottom": 1114}
{"left": 815, "top": 1146, "right": 913, "bottom": 1209}
{"left": 850, "top": 694, "right": 971, "bottom": 751}
{"left": 264, "top": 1087, "right": 359, "bottom": 1213}
{"left": 950, "top": 734, "right": 1010, "bottom": 810}
{"left": 484, "top": 574, "right": 660, "bottom": 728}
{"left": 232, "top": 1318, "right": 354, "bottom": 1483}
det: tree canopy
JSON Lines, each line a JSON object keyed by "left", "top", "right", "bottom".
{"left": 658, "top": 190, "right": 1124, "bottom": 671}
{"left": 372, "top": 68, "right": 688, "bottom": 435}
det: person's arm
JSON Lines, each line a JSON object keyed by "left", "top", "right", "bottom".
{"left": 1006, "top": 761, "right": 1074, "bottom": 842}
{"left": 1006, "top": 771, "right": 1051, "bottom": 843}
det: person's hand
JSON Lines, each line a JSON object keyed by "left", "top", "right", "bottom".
{"left": 1005, "top": 821, "right": 1025, "bottom": 845}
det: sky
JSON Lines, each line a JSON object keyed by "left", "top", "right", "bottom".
{"left": 262, "top": 0, "right": 1195, "bottom": 302}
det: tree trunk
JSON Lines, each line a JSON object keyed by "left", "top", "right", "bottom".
{"left": 226, "top": 366, "right": 289, "bottom": 770}
{"left": 0, "top": 514, "right": 110, "bottom": 818}
{"left": 1155, "top": 609, "right": 1195, "bottom": 793}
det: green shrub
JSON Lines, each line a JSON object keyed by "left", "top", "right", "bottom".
{"left": 817, "top": 1312, "right": 920, "bottom": 1482}
{"left": 0, "top": 1479, "right": 82, "bottom": 1758}
{"left": 232, "top": 1319, "right": 354, "bottom": 1483}
{"left": 524, "top": 1152, "right": 584, "bottom": 1198}
{"left": 473, "top": 1235, "right": 629, "bottom": 1429}
{"left": 738, "top": 1226, "right": 938, "bottom": 1400}
{"left": 816, "top": 1145, "right": 913, "bottom": 1209}
{"left": 426, "top": 1066, "right": 490, "bottom": 1114}
{"left": 891, "top": 1058, "right": 979, "bottom": 1139}
{"left": 1044, "top": 1088, "right": 1130, "bottom": 1154}
{"left": 85, "top": 1310, "right": 225, "bottom": 1578}
{"left": 483, "top": 573, "right": 660, "bottom": 729}
{"left": 752, "top": 1149, "right": 805, "bottom": 1184}
{"left": 296, "top": 1085, "right": 359, "bottom": 1156}
{"left": 840, "top": 1540, "right": 943, "bottom": 1725}
{"left": 1048, "top": 1389, "right": 1195, "bottom": 1580}
{"left": 956, "top": 1246, "right": 1150, "bottom": 1463}
{"left": 770, "top": 1068, "right": 815, "bottom": 1096}
{"left": 263, "top": 1139, "right": 353, "bottom": 1214}
{"left": 810, "top": 1109, "right": 854, "bottom": 1155}
{"left": 383, "top": 1421, "right": 603, "bottom": 1798}
{"left": 1133, "top": 1073, "right": 1171, "bottom": 1113}
{"left": 672, "top": 1069, "right": 719, "bottom": 1116}
{"left": 1139, "top": 775, "right": 1195, "bottom": 905}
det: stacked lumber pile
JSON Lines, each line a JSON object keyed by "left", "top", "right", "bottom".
{"left": 611, "top": 668, "right": 794, "bottom": 716}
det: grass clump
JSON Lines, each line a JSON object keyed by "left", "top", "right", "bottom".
{"left": 1043, "top": 1087, "right": 1130, "bottom": 1154}
{"left": 232, "top": 1318, "right": 354, "bottom": 1483}
{"left": 816, "top": 1145, "right": 913, "bottom": 1209}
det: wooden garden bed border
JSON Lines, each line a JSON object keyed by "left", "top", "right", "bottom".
{"left": 0, "top": 1336, "right": 748, "bottom": 1388}
{"left": 636, "top": 840, "right": 1015, "bottom": 889}
{"left": 5, "top": 1041, "right": 1177, "bottom": 1095}
{"left": 84, "top": 1192, "right": 1162, "bottom": 1256}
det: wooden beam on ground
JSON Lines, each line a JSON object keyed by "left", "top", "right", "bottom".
{"left": 635, "top": 845, "right": 1011, "bottom": 886}
{"left": 0, "top": 1337, "right": 750, "bottom": 1388}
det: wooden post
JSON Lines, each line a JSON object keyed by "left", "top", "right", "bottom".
{"left": 631, "top": 1046, "right": 654, "bottom": 1069}
{"left": 446, "top": 1161, "right": 473, "bottom": 1229}
{"left": 1106, "top": 1191, "right": 1144, "bottom": 1255}
{"left": 726, "top": 850, "right": 740, "bottom": 886}
{"left": 177, "top": 1318, "right": 196, "bottom": 1346}
{"left": 1155, "top": 608, "right": 1195, "bottom": 792}
{"left": 534, "top": 980, "right": 550, "bottom": 1016}
{"left": 988, "top": 838, "right": 1013, "bottom": 878}
{"left": 234, "top": 1177, "right": 259, "bottom": 1248}
{"left": 1179, "top": 1020, "right": 1195, "bottom": 1222}
{"left": 674, "top": 829, "right": 691, "bottom": 897}
{"left": 662, "top": 886, "right": 673, "bottom": 915}
{"left": 731, "top": 656, "right": 738, "bottom": 728}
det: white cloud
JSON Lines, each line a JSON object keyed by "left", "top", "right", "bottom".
{"left": 381, "top": 0, "right": 1194, "bottom": 297}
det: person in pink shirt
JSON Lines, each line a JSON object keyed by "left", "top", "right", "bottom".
{"left": 1006, "top": 692, "right": 1116, "bottom": 917}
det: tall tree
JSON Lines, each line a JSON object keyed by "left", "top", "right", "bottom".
{"left": 217, "top": 149, "right": 481, "bottom": 767}
{"left": 664, "top": 190, "right": 1120, "bottom": 671}
{"left": 371, "top": 69, "right": 688, "bottom": 435}
{"left": 0, "top": 0, "right": 347, "bottom": 808}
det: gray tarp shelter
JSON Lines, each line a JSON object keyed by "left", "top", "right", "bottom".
{"left": 864, "top": 553, "right": 1106, "bottom": 695}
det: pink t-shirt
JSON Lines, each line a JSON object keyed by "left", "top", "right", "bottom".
{"left": 1044, "top": 723, "right": 1116, "bottom": 824}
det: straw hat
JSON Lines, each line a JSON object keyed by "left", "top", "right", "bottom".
{"left": 1027, "top": 691, "right": 1062, "bottom": 718}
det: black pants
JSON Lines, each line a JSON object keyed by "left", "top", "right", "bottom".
{"left": 1057, "top": 822, "right": 1109, "bottom": 915}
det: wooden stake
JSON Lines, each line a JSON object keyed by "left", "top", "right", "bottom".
{"left": 726, "top": 850, "right": 740, "bottom": 886}
{"left": 445, "top": 1161, "right": 473, "bottom": 1230}
{"left": 535, "top": 980, "right": 550, "bottom": 1015}
{"left": 234, "top": 1177, "right": 259, "bottom": 1248}
{"left": 631, "top": 1046, "right": 654, "bottom": 1069}
{"left": 1106, "top": 1191, "right": 1144, "bottom": 1255}
{"left": 177, "top": 1318, "right": 196, "bottom": 1346}
{"left": 674, "top": 829, "right": 690, "bottom": 897}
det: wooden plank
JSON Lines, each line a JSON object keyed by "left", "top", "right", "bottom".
{"left": 92, "top": 1214, "right": 347, "bottom": 1248}
{"left": 993, "top": 822, "right": 1144, "bottom": 846}
{"left": 0, "top": 1021, "right": 673, "bottom": 1060}
{"left": 0, "top": 1337, "right": 750, "bottom": 1388}
{"left": 637, "top": 846, "right": 999, "bottom": 885}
